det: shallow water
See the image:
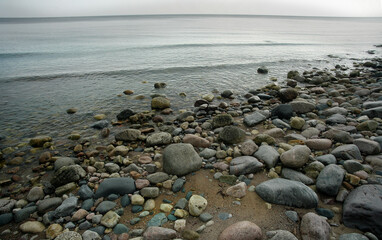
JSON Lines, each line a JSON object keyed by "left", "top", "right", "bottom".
{"left": 0, "top": 15, "right": 381, "bottom": 144}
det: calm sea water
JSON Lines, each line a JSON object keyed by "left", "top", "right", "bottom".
{"left": 0, "top": 15, "right": 381, "bottom": 143}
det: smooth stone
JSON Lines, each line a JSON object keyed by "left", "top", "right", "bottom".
{"left": 172, "top": 178, "right": 185, "bottom": 193}
{"left": 343, "top": 160, "right": 364, "bottom": 174}
{"left": 244, "top": 112, "right": 267, "bottom": 127}
{"left": 140, "top": 187, "right": 160, "bottom": 198}
{"left": 199, "top": 213, "right": 213, "bottom": 222}
{"left": 271, "top": 104, "right": 293, "bottom": 120}
{"left": 300, "top": 212, "right": 330, "bottom": 240}
{"left": 241, "top": 140, "right": 259, "bottom": 156}
{"left": 188, "top": 195, "right": 208, "bottom": 216}
{"left": 29, "top": 135, "right": 52, "bottom": 147}
{"left": 305, "top": 139, "right": 332, "bottom": 150}
{"left": 143, "top": 226, "right": 177, "bottom": 240}
{"left": 147, "top": 172, "right": 169, "bottom": 184}
{"left": 14, "top": 206, "right": 37, "bottom": 223}
{"left": 218, "top": 221, "right": 262, "bottom": 240}
{"left": 199, "top": 148, "right": 217, "bottom": 159}
{"left": 357, "top": 120, "right": 378, "bottom": 132}
{"left": 272, "top": 118, "right": 291, "bottom": 129}
{"left": 254, "top": 134, "right": 275, "bottom": 145}
{"left": 0, "top": 213, "right": 13, "bottom": 226}
{"left": 151, "top": 97, "right": 170, "bottom": 109}
{"left": 96, "top": 201, "right": 116, "bottom": 214}
{"left": 116, "top": 109, "right": 135, "bottom": 121}
{"left": 343, "top": 184, "right": 382, "bottom": 237}
{"left": 54, "top": 157, "right": 75, "bottom": 171}
{"left": 78, "top": 184, "right": 94, "bottom": 200}
{"left": 301, "top": 127, "right": 320, "bottom": 139}
{"left": 267, "top": 230, "right": 298, "bottom": 240}
{"left": 254, "top": 145, "right": 279, "bottom": 168}
{"left": 326, "top": 113, "right": 347, "bottom": 125}
{"left": 115, "top": 129, "right": 141, "bottom": 142}
{"left": 331, "top": 144, "right": 362, "bottom": 160}
{"left": 131, "top": 205, "right": 143, "bottom": 213}
{"left": 46, "top": 223, "right": 63, "bottom": 239}
{"left": 91, "top": 120, "right": 108, "bottom": 129}
{"left": 316, "top": 164, "right": 345, "bottom": 196}
{"left": 212, "top": 114, "right": 233, "bottom": 128}
{"left": 51, "top": 164, "right": 86, "bottom": 187}
{"left": 146, "top": 132, "right": 172, "bottom": 146}
{"left": 82, "top": 230, "right": 101, "bottom": 240}
{"left": 280, "top": 145, "right": 311, "bottom": 168}
{"left": 0, "top": 199, "right": 16, "bottom": 214}
{"left": 229, "top": 156, "right": 263, "bottom": 176}
{"left": 174, "top": 198, "right": 188, "bottom": 209}
{"left": 54, "top": 196, "right": 78, "bottom": 218}
{"left": 353, "top": 138, "right": 381, "bottom": 155}
{"left": 27, "top": 187, "right": 44, "bottom": 202}
{"left": 316, "top": 154, "right": 336, "bottom": 165}
{"left": 255, "top": 178, "right": 318, "bottom": 208}
{"left": 285, "top": 210, "right": 299, "bottom": 222}
{"left": 131, "top": 194, "right": 145, "bottom": 205}
{"left": 290, "top": 117, "right": 305, "bottom": 130}
{"left": 163, "top": 143, "right": 202, "bottom": 176}
{"left": 101, "top": 211, "right": 120, "bottom": 228}
{"left": 226, "top": 182, "right": 247, "bottom": 198}
{"left": 94, "top": 177, "right": 136, "bottom": 199}
{"left": 219, "top": 175, "right": 238, "bottom": 185}
{"left": 183, "top": 134, "right": 211, "bottom": 148}
{"left": 147, "top": 213, "right": 168, "bottom": 227}
{"left": 290, "top": 101, "right": 316, "bottom": 114}
{"left": 82, "top": 199, "right": 94, "bottom": 211}
{"left": 361, "top": 106, "right": 382, "bottom": 118}
{"left": 315, "top": 208, "right": 334, "bottom": 219}
{"left": 281, "top": 168, "right": 314, "bottom": 185}
{"left": 218, "top": 126, "right": 246, "bottom": 144}
{"left": 19, "top": 221, "right": 45, "bottom": 233}
{"left": 339, "top": 233, "right": 368, "bottom": 240}
{"left": 113, "top": 224, "right": 129, "bottom": 234}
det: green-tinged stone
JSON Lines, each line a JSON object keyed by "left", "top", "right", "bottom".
{"left": 219, "top": 175, "right": 238, "bottom": 185}
{"left": 167, "top": 214, "right": 177, "bottom": 221}
{"left": 131, "top": 205, "right": 143, "bottom": 213}
{"left": 147, "top": 213, "right": 168, "bottom": 227}
{"left": 130, "top": 218, "right": 140, "bottom": 225}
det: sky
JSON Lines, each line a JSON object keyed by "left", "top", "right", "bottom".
{"left": 0, "top": 0, "right": 381, "bottom": 18}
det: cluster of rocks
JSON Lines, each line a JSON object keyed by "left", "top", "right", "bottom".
{"left": 0, "top": 57, "right": 382, "bottom": 240}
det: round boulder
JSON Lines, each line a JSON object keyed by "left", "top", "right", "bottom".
{"left": 163, "top": 143, "right": 202, "bottom": 176}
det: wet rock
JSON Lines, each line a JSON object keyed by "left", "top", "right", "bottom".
{"left": 51, "top": 164, "right": 86, "bottom": 187}
{"left": 54, "top": 196, "right": 78, "bottom": 218}
{"left": 115, "top": 129, "right": 141, "bottom": 141}
{"left": 143, "top": 226, "right": 177, "bottom": 240}
{"left": 281, "top": 168, "right": 314, "bottom": 185}
{"left": 54, "top": 157, "right": 75, "bottom": 171}
{"left": 212, "top": 114, "right": 233, "bottom": 128}
{"left": 343, "top": 184, "right": 382, "bottom": 237}
{"left": 183, "top": 134, "right": 211, "bottom": 148}
{"left": 257, "top": 66, "right": 268, "bottom": 74}
{"left": 279, "top": 88, "right": 298, "bottom": 102}
{"left": 117, "top": 109, "right": 135, "bottom": 121}
{"left": 146, "top": 132, "right": 172, "bottom": 146}
{"left": 37, "top": 197, "right": 62, "bottom": 214}
{"left": 46, "top": 223, "right": 63, "bottom": 239}
{"left": 154, "top": 82, "right": 167, "bottom": 88}
{"left": 316, "top": 164, "right": 345, "bottom": 196}
{"left": 151, "top": 97, "right": 171, "bottom": 109}
{"left": 244, "top": 112, "right": 267, "bottom": 127}
{"left": 26, "top": 186, "right": 44, "bottom": 202}
{"left": 300, "top": 212, "right": 330, "bottom": 240}
{"left": 290, "top": 101, "right": 316, "bottom": 114}
{"left": 0, "top": 213, "right": 13, "bottom": 226}
{"left": 189, "top": 195, "right": 208, "bottom": 216}
{"left": 221, "top": 90, "right": 233, "bottom": 98}
{"left": 226, "top": 182, "right": 247, "bottom": 198}
{"left": 163, "top": 143, "right": 202, "bottom": 176}
{"left": 109, "top": 145, "right": 129, "bottom": 157}
{"left": 353, "top": 138, "right": 380, "bottom": 155}
{"left": 66, "top": 108, "right": 77, "bottom": 114}
{"left": 254, "top": 145, "right": 279, "bottom": 168}
{"left": 91, "top": 120, "right": 108, "bottom": 129}
{"left": 362, "top": 106, "right": 382, "bottom": 118}
{"left": 94, "top": 177, "right": 136, "bottom": 199}
{"left": 271, "top": 104, "right": 293, "bottom": 120}
{"left": 218, "top": 221, "right": 262, "bottom": 240}
{"left": 219, "top": 126, "right": 246, "bottom": 144}
{"left": 280, "top": 145, "right": 311, "bottom": 168}
{"left": 229, "top": 156, "right": 263, "bottom": 176}
{"left": 19, "top": 221, "right": 45, "bottom": 233}
{"left": 305, "top": 139, "right": 332, "bottom": 150}
{"left": 331, "top": 144, "right": 362, "bottom": 160}
{"left": 14, "top": 206, "right": 37, "bottom": 223}
{"left": 266, "top": 230, "right": 298, "bottom": 240}
{"left": 29, "top": 135, "right": 52, "bottom": 147}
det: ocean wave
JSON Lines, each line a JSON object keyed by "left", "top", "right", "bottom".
{"left": 1, "top": 59, "right": 311, "bottom": 83}
{"left": 0, "top": 52, "right": 55, "bottom": 58}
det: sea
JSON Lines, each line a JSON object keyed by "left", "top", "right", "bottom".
{"left": 0, "top": 15, "right": 381, "bottom": 145}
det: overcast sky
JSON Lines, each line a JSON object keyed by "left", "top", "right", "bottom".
{"left": 0, "top": 0, "right": 381, "bottom": 18}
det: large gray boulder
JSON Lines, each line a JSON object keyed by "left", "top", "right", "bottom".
{"left": 229, "top": 156, "right": 263, "bottom": 176}
{"left": 300, "top": 212, "right": 330, "bottom": 240}
{"left": 343, "top": 185, "right": 382, "bottom": 237}
{"left": 280, "top": 145, "right": 311, "bottom": 168}
{"left": 316, "top": 164, "right": 345, "bottom": 196}
{"left": 331, "top": 144, "right": 362, "bottom": 160}
{"left": 163, "top": 143, "right": 202, "bottom": 176}
{"left": 94, "top": 177, "right": 136, "bottom": 199}
{"left": 254, "top": 145, "right": 279, "bottom": 168}
{"left": 255, "top": 178, "right": 318, "bottom": 208}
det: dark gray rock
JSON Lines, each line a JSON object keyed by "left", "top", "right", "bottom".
{"left": 254, "top": 145, "right": 279, "bottom": 168}
{"left": 115, "top": 129, "right": 141, "bottom": 142}
{"left": 244, "top": 112, "right": 267, "bottom": 127}
{"left": 172, "top": 178, "right": 185, "bottom": 193}
{"left": 218, "top": 126, "right": 246, "bottom": 144}
{"left": 272, "top": 118, "right": 291, "bottom": 129}
{"left": 147, "top": 172, "right": 170, "bottom": 184}
{"left": 0, "top": 199, "right": 16, "bottom": 214}
{"left": 271, "top": 104, "right": 293, "bottom": 120}
{"left": 221, "top": 90, "right": 233, "bottom": 98}
{"left": 94, "top": 177, "right": 136, "bottom": 199}
{"left": 113, "top": 223, "right": 129, "bottom": 234}
{"left": 343, "top": 160, "right": 363, "bottom": 174}
{"left": 51, "top": 164, "right": 86, "bottom": 187}
{"left": 343, "top": 185, "right": 382, "bottom": 237}
{"left": 91, "top": 120, "right": 109, "bottom": 129}
{"left": 316, "top": 154, "right": 336, "bottom": 165}
{"left": 362, "top": 106, "right": 382, "bottom": 118}
{"left": 255, "top": 178, "right": 318, "bottom": 208}
{"left": 229, "top": 156, "right": 263, "bottom": 176}
{"left": 353, "top": 138, "right": 381, "bottom": 155}
{"left": 78, "top": 184, "right": 94, "bottom": 200}
{"left": 331, "top": 144, "right": 362, "bottom": 160}
{"left": 212, "top": 114, "right": 233, "bottom": 128}
{"left": 326, "top": 113, "right": 347, "bottom": 125}
{"left": 339, "top": 233, "right": 368, "bottom": 240}
{"left": 257, "top": 66, "right": 268, "bottom": 74}
{"left": 163, "top": 143, "right": 202, "bottom": 176}
{"left": 54, "top": 157, "right": 75, "bottom": 171}
{"left": 82, "top": 199, "right": 94, "bottom": 211}
{"left": 116, "top": 109, "right": 135, "bottom": 121}
{"left": 316, "top": 164, "right": 345, "bottom": 196}
{"left": 290, "top": 101, "right": 316, "bottom": 114}
{"left": 54, "top": 196, "right": 78, "bottom": 218}
{"left": 96, "top": 201, "right": 116, "bottom": 214}
{"left": 14, "top": 206, "right": 37, "bottom": 223}
{"left": 0, "top": 213, "right": 13, "bottom": 226}
{"left": 281, "top": 168, "right": 314, "bottom": 185}
{"left": 37, "top": 197, "right": 62, "bottom": 214}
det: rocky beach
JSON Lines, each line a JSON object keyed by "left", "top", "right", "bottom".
{"left": 1, "top": 52, "right": 382, "bottom": 240}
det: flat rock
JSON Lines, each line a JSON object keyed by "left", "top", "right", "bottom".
{"left": 281, "top": 168, "right": 314, "bottom": 185}
{"left": 29, "top": 135, "right": 52, "bottom": 147}
{"left": 254, "top": 145, "right": 279, "bottom": 168}
{"left": 280, "top": 145, "right": 311, "bottom": 168}
{"left": 146, "top": 172, "right": 169, "bottom": 184}
{"left": 0, "top": 199, "right": 16, "bottom": 214}
{"left": 218, "top": 221, "right": 262, "bottom": 240}
{"left": 37, "top": 197, "right": 62, "bottom": 214}
{"left": 54, "top": 196, "right": 78, "bottom": 218}
{"left": 343, "top": 184, "right": 382, "bottom": 237}
{"left": 19, "top": 221, "right": 45, "bottom": 233}
{"left": 300, "top": 212, "right": 330, "bottom": 240}
{"left": 255, "top": 178, "right": 318, "bottom": 208}
{"left": 244, "top": 112, "right": 267, "bottom": 127}
{"left": 94, "top": 177, "right": 136, "bottom": 199}
{"left": 290, "top": 101, "right": 316, "bottom": 114}
{"left": 316, "top": 154, "right": 336, "bottom": 165}
{"left": 229, "top": 156, "right": 263, "bottom": 176}
{"left": 305, "top": 139, "right": 332, "bottom": 150}
{"left": 316, "top": 164, "right": 345, "bottom": 196}
{"left": 96, "top": 201, "right": 116, "bottom": 214}
{"left": 146, "top": 132, "right": 172, "bottom": 146}
{"left": 199, "top": 148, "right": 217, "bottom": 159}
{"left": 163, "top": 143, "right": 202, "bottom": 176}
{"left": 143, "top": 226, "right": 177, "bottom": 240}
{"left": 331, "top": 144, "right": 362, "bottom": 160}
{"left": 353, "top": 138, "right": 381, "bottom": 155}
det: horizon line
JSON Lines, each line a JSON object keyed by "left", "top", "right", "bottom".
{"left": 1, "top": 13, "right": 382, "bottom": 20}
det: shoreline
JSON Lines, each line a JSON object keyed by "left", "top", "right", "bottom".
{"left": 0, "top": 55, "right": 382, "bottom": 239}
